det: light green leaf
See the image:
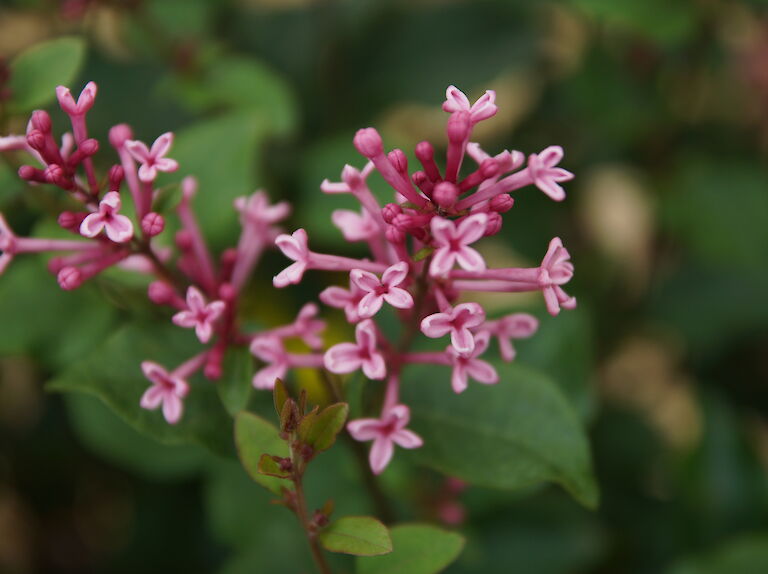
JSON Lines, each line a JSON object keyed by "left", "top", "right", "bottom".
{"left": 298, "top": 402, "right": 349, "bottom": 453}
{"left": 402, "top": 361, "right": 599, "bottom": 508}
{"left": 8, "top": 36, "right": 87, "bottom": 113}
{"left": 319, "top": 516, "right": 392, "bottom": 556}
{"left": 257, "top": 453, "right": 291, "bottom": 479}
{"left": 235, "top": 411, "right": 290, "bottom": 494}
{"left": 356, "top": 524, "right": 464, "bottom": 574}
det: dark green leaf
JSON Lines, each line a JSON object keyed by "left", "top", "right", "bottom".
{"left": 257, "top": 454, "right": 291, "bottom": 479}
{"left": 235, "top": 411, "right": 290, "bottom": 494}
{"left": 356, "top": 524, "right": 464, "bottom": 574}
{"left": 298, "top": 402, "right": 349, "bottom": 453}
{"left": 273, "top": 378, "right": 289, "bottom": 417}
{"left": 319, "top": 516, "right": 392, "bottom": 556}
{"left": 667, "top": 533, "right": 768, "bottom": 574}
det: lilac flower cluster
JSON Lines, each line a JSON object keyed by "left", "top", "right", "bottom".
{"left": 0, "top": 83, "right": 289, "bottom": 424}
{"left": 265, "top": 86, "right": 577, "bottom": 474}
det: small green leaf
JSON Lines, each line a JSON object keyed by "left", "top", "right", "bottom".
{"left": 413, "top": 246, "right": 435, "bottom": 262}
{"left": 298, "top": 403, "right": 349, "bottom": 453}
{"left": 257, "top": 454, "right": 291, "bottom": 479}
{"left": 8, "top": 36, "right": 87, "bottom": 113}
{"left": 319, "top": 516, "right": 392, "bottom": 556}
{"left": 273, "top": 378, "right": 290, "bottom": 417}
{"left": 356, "top": 524, "right": 465, "bottom": 574}
{"left": 235, "top": 412, "right": 291, "bottom": 494}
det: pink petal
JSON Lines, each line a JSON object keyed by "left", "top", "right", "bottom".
{"left": 455, "top": 303, "right": 486, "bottom": 329}
{"left": 140, "top": 385, "right": 165, "bottom": 409}
{"left": 101, "top": 191, "right": 122, "bottom": 211}
{"left": 442, "top": 85, "right": 470, "bottom": 113}
{"left": 162, "top": 393, "right": 184, "bottom": 424}
{"left": 273, "top": 261, "right": 307, "bottom": 287}
{"left": 319, "top": 286, "right": 352, "bottom": 308}
{"left": 154, "top": 158, "right": 179, "bottom": 173}
{"left": 350, "top": 269, "right": 380, "bottom": 292}
{"left": 355, "top": 319, "right": 378, "bottom": 351}
{"left": 381, "top": 261, "right": 409, "bottom": 287}
{"left": 347, "top": 419, "right": 383, "bottom": 441}
{"left": 451, "top": 365, "right": 469, "bottom": 394}
{"left": 536, "top": 178, "right": 566, "bottom": 202}
{"left": 104, "top": 214, "right": 134, "bottom": 243}
{"left": 141, "top": 361, "right": 168, "bottom": 385}
{"left": 275, "top": 229, "right": 308, "bottom": 261}
{"left": 150, "top": 132, "right": 174, "bottom": 157}
{"left": 324, "top": 343, "right": 363, "bottom": 374}
{"left": 473, "top": 330, "right": 492, "bottom": 355}
{"left": 543, "top": 286, "right": 560, "bottom": 316}
{"left": 186, "top": 286, "right": 206, "bottom": 312}
{"left": 430, "top": 216, "right": 456, "bottom": 245}
{"left": 79, "top": 213, "right": 105, "bottom": 238}
{"left": 362, "top": 352, "right": 386, "bottom": 380}
{"left": 125, "top": 140, "right": 150, "bottom": 163}
{"left": 498, "top": 338, "right": 516, "bottom": 362}
{"left": 357, "top": 292, "right": 384, "bottom": 318}
{"left": 383, "top": 287, "right": 413, "bottom": 309}
{"left": 332, "top": 209, "right": 372, "bottom": 241}
{"left": 392, "top": 429, "right": 423, "bottom": 449}
{"left": 172, "top": 310, "right": 198, "bottom": 329}
{"left": 421, "top": 312, "right": 453, "bottom": 338}
{"left": 250, "top": 336, "right": 284, "bottom": 362}
{"left": 387, "top": 404, "right": 411, "bottom": 427}
{"left": 455, "top": 246, "right": 486, "bottom": 272}
{"left": 207, "top": 300, "right": 226, "bottom": 320}
{"left": 466, "top": 358, "right": 498, "bottom": 385}
{"left": 429, "top": 247, "right": 456, "bottom": 277}
{"left": 369, "top": 437, "right": 395, "bottom": 475}
{"left": 451, "top": 327, "right": 475, "bottom": 355}
{"left": 195, "top": 321, "right": 213, "bottom": 344}
{"left": 456, "top": 213, "right": 488, "bottom": 244}
{"left": 138, "top": 163, "right": 157, "bottom": 183}
{"left": 253, "top": 363, "right": 286, "bottom": 390}
{"left": 503, "top": 313, "right": 539, "bottom": 337}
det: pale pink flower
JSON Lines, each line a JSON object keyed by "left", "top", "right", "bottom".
{"left": 273, "top": 228, "right": 310, "bottom": 287}
{"left": 140, "top": 361, "right": 190, "bottom": 424}
{"left": 324, "top": 319, "right": 386, "bottom": 380}
{"left": 320, "top": 163, "right": 375, "bottom": 194}
{"left": 125, "top": 132, "right": 179, "bottom": 183}
{"left": 484, "top": 313, "right": 539, "bottom": 362}
{"left": 292, "top": 303, "right": 326, "bottom": 349}
{"left": 234, "top": 190, "right": 291, "bottom": 230}
{"left": 172, "top": 286, "right": 226, "bottom": 344}
{"left": 350, "top": 262, "right": 413, "bottom": 319}
{"left": 539, "top": 237, "right": 577, "bottom": 316}
{"left": 319, "top": 279, "right": 366, "bottom": 323}
{"left": 421, "top": 302, "right": 486, "bottom": 354}
{"left": 442, "top": 85, "right": 498, "bottom": 124}
{"left": 80, "top": 191, "right": 134, "bottom": 243}
{"left": 429, "top": 213, "right": 488, "bottom": 277}
{"left": 447, "top": 331, "right": 498, "bottom": 394}
{"left": 250, "top": 335, "right": 289, "bottom": 390}
{"left": 347, "top": 404, "right": 423, "bottom": 474}
{"left": 527, "top": 146, "right": 573, "bottom": 202}
{"left": 56, "top": 82, "right": 97, "bottom": 116}
{"left": 332, "top": 208, "right": 378, "bottom": 242}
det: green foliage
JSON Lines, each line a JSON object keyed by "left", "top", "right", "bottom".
{"left": 357, "top": 524, "right": 465, "bottom": 574}
{"left": 297, "top": 402, "right": 350, "bottom": 453}
{"left": 8, "top": 36, "right": 87, "bottom": 113}
{"left": 319, "top": 516, "right": 393, "bottom": 556}
{"left": 234, "top": 411, "right": 290, "bottom": 494}
{"left": 668, "top": 533, "right": 768, "bottom": 574}
{"left": 257, "top": 454, "right": 292, "bottom": 479}
{"left": 402, "top": 361, "right": 598, "bottom": 508}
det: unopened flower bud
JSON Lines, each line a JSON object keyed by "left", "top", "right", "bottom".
{"left": 388, "top": 149, "right": 408, "bottom": 174}
{"left": 44, "top": 164, "right": 72, "bottom": 189}
{"left": 175, "top": 229, "right": 193, "bottom": 251}
{"left": 108, "top": 123, "right": 133, "bottom": 149}
{"left": 148, "top": 281, "right": 175, "bottom": 305}
{"left": 78, "top": 138, "right": 99, "bottom": 156}
{"left": 18, "top": 165, "right": 46, "bottom": 183}
{"left": 433, "top": 181, "right": 459, "bottom": 209}
{"left": 25, "top": 130, "right": 46, "bottom": 151}
{"left": 353, "top": 128, "right": 383, "bottom": 158}
{"left": 381, "top": 203, "right": 402, "bottom": 224}
{"left": 385, "top": 225, "right": 405, "bottom": 244}
{"left": 218, "top": 282, "right": 235, "bottom": 302}
{"left": 58, "top": 210, "right": 86, "bottom": 231}
{"left": 480, "top": 158, "right": 502, "bottom": 179}
{"left": 415, "top": 141, "right": 435, "bottom": 163}
{"left": 141, "top": 212, "right": 165, "bottom": 237}
{"left": 484, "top": 212, "right": 502, "bottom": 236}
{"left": 30, "top": 110, "right": 52, "bottom": 133}
{"left": 447, "top": 111, "right": 471, "bottom": 143}
{"left": 108, "top": 165, "right": 124, "bottom": 189}
{"left": 489, "top": 194, "right": 514, "bottom": 213}
{"left": 57, "top": 266, "right": 83, "bottom": 290}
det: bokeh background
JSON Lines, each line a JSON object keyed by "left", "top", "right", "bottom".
{"left": 1, "top": 0, "right": 768, "bottom": 572}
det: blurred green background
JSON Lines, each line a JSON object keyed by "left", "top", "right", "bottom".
{"left": 1, "top": 0, "right": 768, "bottom": 572}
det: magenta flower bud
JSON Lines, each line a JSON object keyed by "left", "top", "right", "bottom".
{"left": 18, "top": 165, "right": 46, "bottom": 183}
{"left": 175, "top": 229, "right": 194, "bottom": 251}
{"left": 433, "top": 181, "right": 459, "bottom": 209}
{"left": 108, "top": 165, "right": 124, "bottom": 189}
{"left": 480, "top": 158, "right": 502, "bottom": 179}
{"left": 56, "top": 82, "right": 97, "bottom": 116}
{"left": 484, "top": 212, "right": 503, "bottom": 236}
{"left": 219, "top": 248, "right": 237, "bottom": 281}
{"left": 204, "top": 362, "right": 222, "bottom": 380}
{"left": 79, "top": 138, "right": 99, "bottom": 156}
{"left": 385, "top": 225, "right": 405, "bottom": 244}
{"left": 381, "top": 203, "right": 402, "bottom": 224}
{"left": 218, "top": 282, "right": 236, "bottom": 302}
{"left": 25, "top": 129, "right": 46, "bottom": 151}
{"left": 412, "top": 171, "right": 428, "bottom": 187}
{"left": 148, "top": 281, "right": 175, "bottom": 305}
{"left": 388, "top": 149, "right": 408, "bottom": 174}
{"left": 141, "top": 212, "right": 165, "bottom": 237}
{"left": 57, "top": 266, "right": 83, "bottom": 290}
{"left": 353, "top": 128, "right": 383, "bottom": 158}
{"left": 415, "top": 141, "right": 434, "bottom": 163}
{"left": 58, "top": 210, "right": 86, "bottom": 231}
{"left": 44, "top": 164, "right": 72, "bottom": 189}
{"left": 108, "top": 123, "right": 133, "bottom": 149}
{"left": 30, "top": 110, "right": 52, "bottom": 133}
{"left": 489, "top": 194, "right": 514, "bottom": 213}
{"left": 447, "top": 111, "right": 471, "bottom": 143}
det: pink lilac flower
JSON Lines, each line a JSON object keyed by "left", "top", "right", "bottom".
{"left": 448, "top": 331, "right": 498, "bottom": 394}
{"left": 172, "top": 286, "right": 226, "bottom": 344}
{"left": 140, "top": 361, "right": 191, "bottom": 424}
{"left": 526, "top": 146, "right": 574, "bottom": 202}
{"left": 250, "top": 335, "right": 290, "bottom": 390}
{"left": 442, "top": 85, "right": 498, "bottom": 125}
{"left": 125, "top": 132, "right": 179, "bottom": 183}
{"left": 332, "top": 208, "right": 378, "bottom": 242}
{"left": 56, "top": 82, "right": 97, "bottom": 117}
{"left": 324, "top": 319, "right": 386, "bottom": 380}
{"left": 79, "top": 191, "right": 134, "bottom": 243}
{"left": 273, "top": 228, "right": 310, "bottom": 287}
{"left": 483, "top": 313, "right": 539, "bottom": 362}
{"left": 429, "top": 213, "right": 488, "bottom": 277}
{"left": 421, "top": 302, "right": 486, "bottom": 354}
{"left": 351, "top": 261, "right": 413, "bottom": 319}
{"left": 319, "top": 279, "right": 366, "bottom": 323}
{"left": 347, "top": 404, "right": 423, "bottom": 474}
{"left": 538, "top": 237, "right": 577, "bottom": 316}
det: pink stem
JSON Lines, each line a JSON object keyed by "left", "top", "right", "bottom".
{"left": 451, "top": 279, "right": 541, "bottom": 293}
{"left": 15, "top": 237, "right": 100, "bottom": 253}
{"left": 69, "top": 116, "right": 99, "bottom": 194}
{"left": 177, "top": 202, "right": 217, "bottom": 295}
{"left": 173, "top": 351, "right": 209, "bottom": 379}
{"left": 449, "top": 267, "right": 541, "bottom": 282}
{"left": 455, "top": 169, "right": 533, "bottom": 210}
{"left": 309, "top": 253, "right": 387, "bottom": 274}
{"left": 402, "top": 351, "right": 451, "bottom": 365}
{"left": 286, "top": 353, "right": 326, "bottom": 368}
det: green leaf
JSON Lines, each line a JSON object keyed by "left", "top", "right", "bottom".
{"left": 257, "top": 454, "right": 291, "bottom": 479}
{"left": 8, "top": 36, "right": 87, "bottom": 113}
{"left": 402, "top": 361, "right": 599, "bottom": 508}
{"left": 413, "top": 246, "right": 435, "bottom": 262}
{"left": 298, "top": 402, "right": 349, "bottom": 453}
{"left": 217, "top": 347, "right": 254, "bottom": 416}
{"left": 47, "top": 322, "right": 234, "bottom": 456}
{"left": 273, "top": 378, "right": 289, "bottom": 417}
{"left": 667, "top": 533, "right": 768, "bottom": 574}
{"left": 356, "top": 524, "right": 464, "bottom": 574}
{"left": 234, "top": 411, "right": 290, "bottom": 494}
{"left": 319, "top": 516, "right": 392, "bottom": 556}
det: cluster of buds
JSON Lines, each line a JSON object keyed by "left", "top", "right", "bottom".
{"left": 0, "top": 83, "right": 289, "bottom": 424}
{"left": 268, "top": 86, "right": 576, "bottom": 474}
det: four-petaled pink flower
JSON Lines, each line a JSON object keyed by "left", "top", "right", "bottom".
{"left": 421, "top": 302, "right": 486, "bottom": 354}
{"left": 235, "top": 190, "right": 291, "bottom": 230}
{"left": 539, "top": 237, "right": 577, "bottom": 316}
{"left": 80, "top": 191, "right": 134, "bottom": 243}
{"left": 140, "top": 361, "right": 190, "bottom": 424}
{"left": 250, "top": 335, "right": 288, "bottom": 390}
{"left": 351, "top": 262, "right": 413, "bottom": 319}
{"left": 347, "top": 404, "right": 423, "bottom": 475}
{"left": 447, "top": 331, "right": 498, "bottom": 394}
{"left": 56, "top": 82, "right": 97, "bottom": 116}
{"left": 332, "top": 208, "right": 377, "bottom": 242}
{"left": 273, "top": 228, "right": 310, "bottom": 287}
{"left": 292, "top": 303, "right": 326, "bottom": 349}
{"left": 172, "top": 286, "right": 226, "bottom": 344}
{"left": 319, "top": 279, "right": 365, "bottom": 323}
{"left": 485, "top": 313, "right": 539, "bottom": 362}
{"left": 429, "top": 213, "right": 488, "bottom": 277}
{"left": 324, "top": 319, "right": 386, "bottom": 380}
{"left": 442, "top": 85, "right": 498, "bottom": 125}
{"left": 125, "top": 132, "right": 179, "bottom": 183}
{"left": 527, "top": 146, "right": 574, "bottom": 202}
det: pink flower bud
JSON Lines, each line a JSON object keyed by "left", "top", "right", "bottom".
{"left": 44, "top": 164, "right": 72, "bottom": 189}
{"left": 385, "top": 225, "right": 405, "bottom": 244}
{"left": 353, "top": 128, "right": 383, "bottom": 158}
{"left": 58, "top": 210, "right": 86, "bottom": 231}
{"left": 56, "top": 82, "right": 97, "bottom": 116}
{"left": 108, "top": 165, "right": 124, "bottom": 188}
{"left": 25, "top": 130, "right": 46, "bottom": 151}
{"left": 480, "top": 158, "right": 502, "bottom": 179}
{"left": 148, "top": 281, "right": 175, "bottom": 305}
{"left": 484, "top": 212, "right": 502, "bottom": 236}
{"left": 381, "top": 203, "right": 402, "bottom": 224}
{"left": 175, "top": 229, "right": 194, "bottom": 251}
{"left": 141, "top": 212, "right": 165, "bottom": 237}
{"left": 415, "top": 141, "right": 434, "bottom": 164}
{"left": 79, "top": 138, "right": 99, "bottom": 156}
{"left": 447, "top": 111, "right": 471, "bottom": 143}
{"left": 18, "top": 165, "right": 46, "bottom": 183}
{"left": 433, "top": 181, "right": 459, "bottom": 209}
{"left": 388, "top": 149, "right": 408, "bottom": 174}
{"left": 57, "top": 266, "right": 83, "bottom": 290}
{"left": 30, "top": 110, "right": 52, "bottom": 133}
{"left": 218, "top": 282, "right": 236, "bottom": 302}
{"left": 489, "top": 194, "right": 514, "bottom": 213}
{"left": 108, "top": 123, "right": 133, "bottom": 149}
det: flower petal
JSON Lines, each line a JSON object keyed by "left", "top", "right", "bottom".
{"left": 392, "top": 429, "right": 423, "bottom": 449}
{"left": 369, "top": 437, "right": 395, "bottom": 475}
{"left": 324, "top": 343, "right": 362, "bottom": 374}
{"left": 383, "top": 287, "right": 413, "bottom": 309}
